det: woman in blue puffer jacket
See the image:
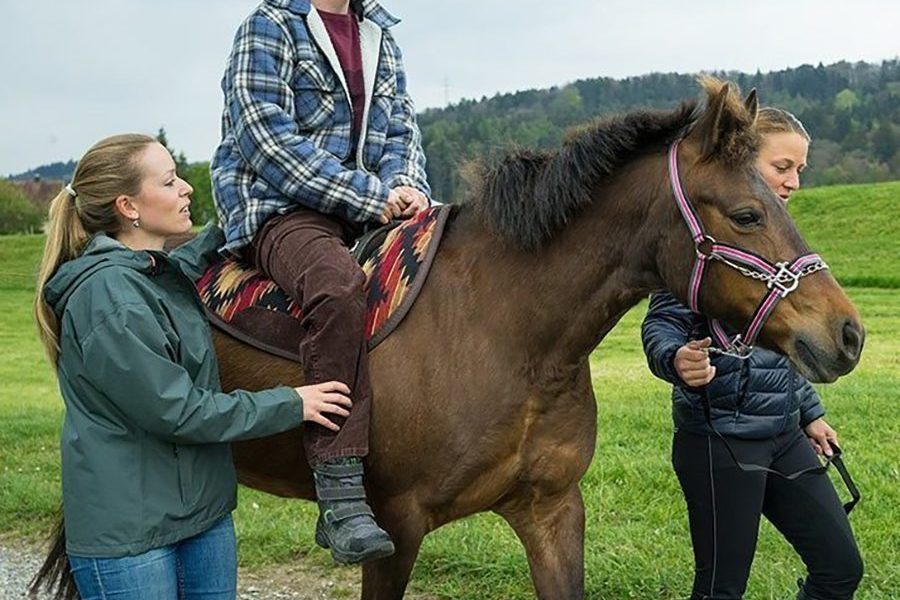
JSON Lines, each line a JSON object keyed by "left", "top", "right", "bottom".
{"left": 642, "top": 109, "right": 862, "bottom": 600}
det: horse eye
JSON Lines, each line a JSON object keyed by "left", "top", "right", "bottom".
{"left": 730, "top": 210, "right": 762, "bottom": 227}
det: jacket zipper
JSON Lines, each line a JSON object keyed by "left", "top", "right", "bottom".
{"left": 781, "top": 369, "right": 795, "bottom": 433}
{"left": 735, "top": 359, "right": 750, "bottom": 420}
{"left": 173, "top": 444, "right": 186, "bottom": 504}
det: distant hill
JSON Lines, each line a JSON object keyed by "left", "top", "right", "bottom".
{"left": 9, "top": 60, "right": 899, "bottom": 207}
{"left": 420, "top": 59, "right": 900, "bottom": 202}
{"left": 9, "top": 160, "right": 76, "bottom": 183}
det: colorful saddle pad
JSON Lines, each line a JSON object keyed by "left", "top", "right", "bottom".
{"left": 196, "top": 205, "right": 452, "bottom": 360}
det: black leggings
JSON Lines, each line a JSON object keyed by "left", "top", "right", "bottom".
{"left": 672, "top": 428, "right": 862, "bottom": 600}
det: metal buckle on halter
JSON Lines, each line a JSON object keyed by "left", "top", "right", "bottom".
{"left": 694, "top": 235, "right": 716, "bottom": 258}
{"left": 709, "top": 336, "right": 754, "bottom": 360}
{"left": 767, "top": 262, "right": 801, "bottom": 297}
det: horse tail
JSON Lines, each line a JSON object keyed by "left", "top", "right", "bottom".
{"left": 29, "top": 509, "right": 78, "bottom": 600}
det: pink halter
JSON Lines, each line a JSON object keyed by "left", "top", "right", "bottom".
{"left": 667, "top": 141, "right": 828, "bottom": 358}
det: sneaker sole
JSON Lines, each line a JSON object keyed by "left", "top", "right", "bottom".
{"left": 315, "top": 527, "right": 396, "bottom": 565}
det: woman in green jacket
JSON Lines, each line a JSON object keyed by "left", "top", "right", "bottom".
{"left": 32, "top": 134, "right": 352, "bottom": 599}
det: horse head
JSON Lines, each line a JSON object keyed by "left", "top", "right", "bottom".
{"left": 657, "top": 78, "right": 864, "bottom": 383}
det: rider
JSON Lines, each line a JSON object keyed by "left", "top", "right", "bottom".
{"left": 641, "top": 108, "right": 863, "bottom": 600}
{"left": 211, "top": 0, "right": 431, "bottom": 564}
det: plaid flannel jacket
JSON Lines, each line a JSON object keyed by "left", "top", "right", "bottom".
{"left": 211, "top": 0, "right": 430, "bottom": 254}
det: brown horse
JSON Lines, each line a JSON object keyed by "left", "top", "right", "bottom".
{"left": 214, "top": 78, "right": 864, "bottom": 599}
{"left": 33, "top": 78, "right": 864, "bottom": 600}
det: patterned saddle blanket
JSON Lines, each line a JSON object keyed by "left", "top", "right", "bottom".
{"left": 196, "top": 205, "right": 452, "bottom": 360}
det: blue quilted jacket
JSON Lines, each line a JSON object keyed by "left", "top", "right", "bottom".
{"left": 641, "top": 292, "right": 825, "bottom": 439}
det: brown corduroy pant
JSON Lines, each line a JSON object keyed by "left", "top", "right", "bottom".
{"left": 249, "top": 208, "right": 371, "bottom": 465}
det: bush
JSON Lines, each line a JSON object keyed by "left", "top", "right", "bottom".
{"left": 0, "top": 180, "right": 44, "bottom": 235}
{"left": 184, "top": 162, "right": 216, "bottom": 225}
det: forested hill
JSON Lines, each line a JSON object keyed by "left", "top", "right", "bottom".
{"left": 419, "top": 59, "right": 900, "bottom": 202}
{"left": 8, "top": 60, "right": 899, "bottom": 213}
{"left": 9, "top": 160, "right": 77, "bottom": 183}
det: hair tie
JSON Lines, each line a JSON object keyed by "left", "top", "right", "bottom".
{"left": 64, "top": 183, "right": 78, "bottom": 199}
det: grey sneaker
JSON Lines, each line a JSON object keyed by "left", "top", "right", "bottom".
{"left": 313, "top": 457, "right": 395, "bottom": 564}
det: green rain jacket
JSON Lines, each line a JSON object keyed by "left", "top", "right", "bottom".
{"left": 43, "top": 225, "right": 303, "bottom": 557}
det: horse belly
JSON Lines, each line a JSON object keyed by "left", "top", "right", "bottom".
{"left": 214, "top": 331, "right": 315, "bottom": 499}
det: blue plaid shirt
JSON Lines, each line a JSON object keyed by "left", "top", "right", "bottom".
{"left": 211, "top": 0, "right": 430, "bottom": 254}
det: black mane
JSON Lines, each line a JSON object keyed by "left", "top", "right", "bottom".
{"left": 468, "top": 102, "right": 699, "bottom": 250}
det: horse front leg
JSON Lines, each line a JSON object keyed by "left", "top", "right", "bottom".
{"left": 497, "top": 485, "right": 586, "bottom": 600}
{"left": 360, "top": 498, "right": 428, "bottom": 600}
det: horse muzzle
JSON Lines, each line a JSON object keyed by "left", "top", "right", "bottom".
{"left": 792, "top": 318, "right": 865, "bottom": 383}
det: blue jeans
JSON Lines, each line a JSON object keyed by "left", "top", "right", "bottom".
{"left": 68, "top": 513, "right": 237, "bottom": 599}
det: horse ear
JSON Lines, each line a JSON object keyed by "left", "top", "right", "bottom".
{"left": 744, "top": 88, "right": 759, "bottom": 123}
{"left": 689, "top": 81, "right": 754, "bottom": 160}
{"left": 692, "top": 82, "right": 732, "bottom": 159}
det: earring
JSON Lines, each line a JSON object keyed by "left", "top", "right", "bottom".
{"left": 132, "top": 219, "right": 141, "bottom": 228}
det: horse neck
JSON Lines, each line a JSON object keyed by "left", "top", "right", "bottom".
{"left": 467, "top": 153, "right": 673, "bottom": 370}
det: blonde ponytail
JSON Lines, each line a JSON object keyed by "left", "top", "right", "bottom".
{"left": 33, "top": 133, "right": 156, "bottom": 366}
{"left": 33, "top": 190, "right": 91, "bottom": 364}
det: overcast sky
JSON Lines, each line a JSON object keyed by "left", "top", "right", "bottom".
{"left": 2, "top": 0, "right": 898, "bottom": 175}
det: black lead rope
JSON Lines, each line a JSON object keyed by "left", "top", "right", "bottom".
{"left": 830, "top": 449, "right": 862, "bottom": 514}
{"left": 702, "top": 401, "right": 860, "bottom": 514}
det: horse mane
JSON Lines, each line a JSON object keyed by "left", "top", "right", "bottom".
{"left": 466, "top": 77, "right": 758, "bottom": 250}
{"left": 465, "top": 103, "right": 696, "bottom": 250}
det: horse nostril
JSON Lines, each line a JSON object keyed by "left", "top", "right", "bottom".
{"left": 841, "top": 320, "right": 863, "bottom": 361}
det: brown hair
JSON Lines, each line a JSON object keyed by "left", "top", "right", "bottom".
{"left": 33, "top": 133, "right": 157, "bottom": 365}
{"left": 757, "top": 107, "right": 811, "bottom": 141}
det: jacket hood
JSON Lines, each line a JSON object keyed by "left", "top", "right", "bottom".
{"left": 43, "top": 234, "right": 155, "bottom": 318}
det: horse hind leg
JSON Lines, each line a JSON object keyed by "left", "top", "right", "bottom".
{"left": 360, "top": 499, "right": 428, "bottom": 600}
{"left": 496, "top": 485, "right": 586, "bottom": 600}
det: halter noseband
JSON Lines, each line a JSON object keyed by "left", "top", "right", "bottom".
{"left": 667, "top": 140, "right": 828, "bottom": 358}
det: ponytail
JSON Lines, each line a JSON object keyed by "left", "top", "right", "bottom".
{"left": 33, "top": 190, "right": 90, "bottom": 365}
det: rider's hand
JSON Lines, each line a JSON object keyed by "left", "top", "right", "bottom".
{"left": 378, "top": 190, "right": 407, "bottom": 224}
{"left": 674, "top": 337, "right": 716, "bottom": 387}
{"left": 394, "top": 186, "right": 429, "bottom": 218}
{"left": 294, "top": 381, "right": 353, "bottom": 432}
{"left": 804, "top": 418, "right": 839, "bottom": 457}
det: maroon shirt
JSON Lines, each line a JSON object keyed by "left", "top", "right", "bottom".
{"left": 319, "top": 9, "right": 365, "bottom": 150}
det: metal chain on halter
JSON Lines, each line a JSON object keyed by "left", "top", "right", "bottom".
{"left": 708, "top": 339, "right": 753, "bottom": 360}
{"left": 711, "top": 255, "right": 829, "bottom": 288}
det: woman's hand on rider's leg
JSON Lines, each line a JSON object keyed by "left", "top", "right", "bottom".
{"left": 294, "top": 381, "right": 352, "bottom": 431}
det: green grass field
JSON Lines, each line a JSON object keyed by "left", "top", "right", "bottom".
{"left": 1, "top": 181, "right": 898, "bottom": 598}
{"left": 789, "top": 181, "right": 900, "bottom": 289}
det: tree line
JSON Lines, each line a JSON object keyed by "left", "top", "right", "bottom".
{"left": 420, "top": 59, "right": 900, "bottom": 202}
{"left": 3, "top": 60, "right": 898, "bottom": 233}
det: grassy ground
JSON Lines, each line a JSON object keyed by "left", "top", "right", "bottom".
{"left": 789, "top": 181, "right": 900, "bottom": 288}
{"left": 1, "top": 182, "right": 898, "bottom": 598}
